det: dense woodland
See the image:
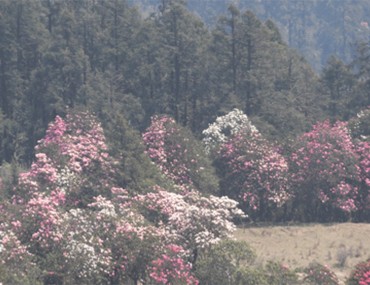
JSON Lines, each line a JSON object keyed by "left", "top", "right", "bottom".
{"left": 2, "top": 0, "right": 370, "bottom": 284}
{"left": 137, "top": 0, "right": 370, "bottom": 71}
{"left": 1, "top": 0, "right": 369, "bottom": 165}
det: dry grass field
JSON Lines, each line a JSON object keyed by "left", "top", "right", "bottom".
{"left": 234, "top": 223, "right": 370, "bottom": 284}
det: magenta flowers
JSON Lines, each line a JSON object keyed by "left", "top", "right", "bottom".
{"left": 289, "top": 121, "right": 361, "bottom": 220}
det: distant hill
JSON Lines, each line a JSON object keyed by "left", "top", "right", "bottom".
{"left": 131, "top": 0, "right": 370, "bottom": 71}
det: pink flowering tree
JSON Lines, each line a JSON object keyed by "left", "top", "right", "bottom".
{"left": 289, "top": 120, "right": 361, "bottom": 221}
{"left": 1, "top": 111, "right": 245, "bottom": 284}
{"left": 142, "top": 115, "right": 218, "bottom": 194}
{"left": 0, "top": 111, "right": 119, "bottom": 283}
{"left": 0, "top": 224, "right": 41, "bottom": 284}
{"left": 0, "top": 111, "right": 147, "bottom": 284}
{"left": 202, "top": 109, "right": 290, "bottom": 220}
{"left": 35, "top": 111, "right": 115, "bottom": 206}
{"left": 215, "top": 129, "right": 291, "bottom": 220}
{"left": 148, "top": 244, "right": 199, "bottom": 285}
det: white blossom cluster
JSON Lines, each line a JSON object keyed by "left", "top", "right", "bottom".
{"left": 88, "top": 195, "right": 117, "bottom": 219}
{"left": 64, "top": 237, "right": 111, "bottom": 280}
{"left": 65, "top": 240, "right": 100, "bottom": 278}
{"left": 56, "top": 166, "right": 80, "bottom": 193}
{"left": 164, "top": 192, "right": 245, "bottom": 249}
{"left": 0, "top": 231, "right": 4, "bottom": 253}
{"left": 202, "top": 108, "right": 258, "bottom": 153}
{"left": 349, "top": 109, "right": 370, "bottom": 141}
{"left": 62, "top": 209, "right": 112, "bottom": 280}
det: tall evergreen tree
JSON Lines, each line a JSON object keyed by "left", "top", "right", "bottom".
{"left": 320, "top": 56, "right": 356, "bottom": 121}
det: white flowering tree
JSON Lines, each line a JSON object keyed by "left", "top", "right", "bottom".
{"left": 202, "top": 108, "right": 258, "bottom": 154}
{"left": 135, "top": 186, "right": 245, "bottom": 265}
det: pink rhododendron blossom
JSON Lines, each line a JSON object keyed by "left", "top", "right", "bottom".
{"left": 348, "top": 259, "right": 370, "bottom": 285}
{"left": 148, "top": 244, "right": 199, "bottom": 285}
{"left": 1, "top": 111, "right": 245, "bottom": 284}
{"left": 216, "top": 129, "right": 290, "bottom": 218}
{"left": 289, "top": 120, "right": 360, "bottom": 219}
{"left": 143, "top": 115, "right": 216, "bottom": 194}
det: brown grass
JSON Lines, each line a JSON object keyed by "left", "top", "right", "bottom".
{"left": 234, "top": 223, "right": 370, "bottom": 285}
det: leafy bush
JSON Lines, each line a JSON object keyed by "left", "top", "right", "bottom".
{"left": 143, "top": 115, "right": 219, "bottom": 194}
{"left": 195, "top": 239, "right": 256, "bottom": 285}
{"left": 195, "top": 240, "right": 299, "bottom": 285}
{"left": 234, "top": 267, "right": 269, "bottom": 285}
{"left": 303, "top": 262, "right": 339, "bottom": 285}
{"left": 265, "top": 261, "right": 299, "bottom": 285}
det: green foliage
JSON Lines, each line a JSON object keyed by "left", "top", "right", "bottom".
{"left": 0, "top": 161, "right": 21, "bottom": 199}
{"left": 143, "top": 115, "right": 219, "bottom": 194}
{"left": 234, "top": 267, "right": 270, "bottom": 285}
{"left": 265, "top": 261, "right": 299, "bottom": 285}
{"left": 0, "top": 0, "right": 328, "bottom": 166}
{"left": 195, "top": 239, "right": 256, "bottom": 285}
{"left": 319, "top": 56, "right": 356, "bottom": 121}
{"left": 302, "top": 262, "right": 339, "bottom": 285}
{"left": 0, "top": 263, "right": 42, "bottom": 285}
{"left": 138, "top": 0, "right": 370, "bottom": 72}
{"left": 196, "top": 239, "right": 298, "bottom": 285}
{"left": 348, "top": 108, "right": 370, "bottom": 141}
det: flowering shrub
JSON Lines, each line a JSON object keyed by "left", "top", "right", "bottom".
{"left": 289, "top": 121, "right": 360, "bottom": 220}
{"left": 37, "top": 112, "right": 110, "bottom": 172}
{"left": 265, "top": 261, "right": 298, "bottom": 285}
{"left": 16, "top": 111, "right": 114, "bottom": 208}
{"left": 202, "top": 109, "right": 289, "bottom": 219}
{"left": 148, "top": 244, "right": 199, "bottom": 285}
{"left": 22, "top": 191, "right": 65, "bottom": 249}
{"left": 195, "top": 239, "right": 256, "bottom": 285}
{"left": 0, "top": 227, "right": 41, "bottom": 284}
{"left": 0, "top": 111, "right": 243, "bottom": 284}
{"left": 135, "top": 186, "right": 245, "bottom": 252}
{"left": 61, "top": 207, "right": 113, "bottom": 282}
{"left": 216, "top": 129, "right": 290, "bottom": 218}
{"left": 347, "top": 259, "right": 370, "bottom": 285}
{"left": 303, "top": 262, "right": 339, "bottom": 285}
{"left": 142, "top": 115, "right": 218, "bottom": 194}
{"left": 202, "top": 108, "right": 258, "bottom": 154}
{"left": 1, "top": 112, "right": 119, "bottom": 282}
